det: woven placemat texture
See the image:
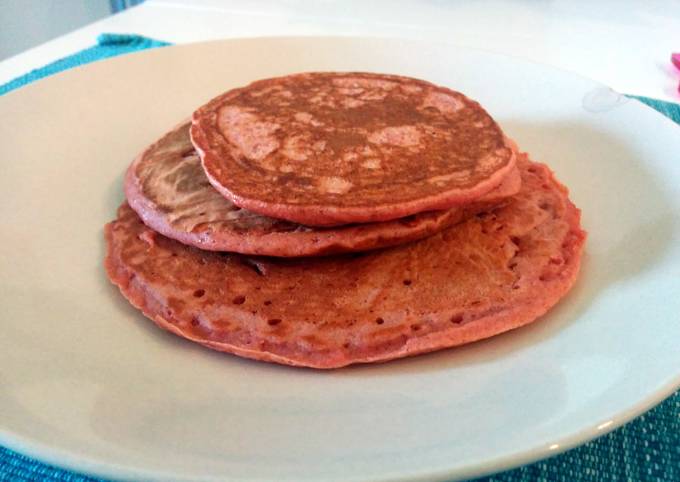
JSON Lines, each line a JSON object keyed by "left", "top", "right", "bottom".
{"left": 1, "top": 34, "right": 678, "bottom": 482}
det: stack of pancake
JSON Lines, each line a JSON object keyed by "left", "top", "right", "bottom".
{"left": 105, "top": 72, "right": 586, "bottom": 369}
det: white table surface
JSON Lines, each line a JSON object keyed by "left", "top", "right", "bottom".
{"left": 1, "top": 0, "right": 679, "bottom": 104}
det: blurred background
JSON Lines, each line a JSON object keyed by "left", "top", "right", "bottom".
{"left": 0, "top": 0, "right": 143, "bottom": 60}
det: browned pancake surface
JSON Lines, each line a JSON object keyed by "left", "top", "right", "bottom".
{"left": 126, "top": 121, "right": 520, "bottom": 257}
{"left": 105, "top": 157, "right": 585, "bottom": 369}
{"left": 191, "top": 72, "right": 516, "bottom": 226}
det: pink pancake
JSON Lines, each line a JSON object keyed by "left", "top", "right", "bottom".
{"left": 191, "top": 72, "right": 517, "bottom": 226}
{"left": 125, "top": 121, "right": 521, "bottom": 257}
{"left": 105, "top": 156, "right": 585, "bottom": 369}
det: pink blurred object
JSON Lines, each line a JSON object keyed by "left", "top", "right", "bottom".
{"left": 673, "top": 53, "right": 680, "bottom": 70}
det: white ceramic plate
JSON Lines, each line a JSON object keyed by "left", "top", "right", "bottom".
{"left": 1, "top": 37, "right": 679, "bottom": 482}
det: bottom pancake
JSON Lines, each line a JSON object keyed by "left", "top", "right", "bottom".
{"left": 105, "top": 157, "right": 585, "bottom": 369}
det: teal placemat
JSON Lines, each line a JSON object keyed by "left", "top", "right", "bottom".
{"left": 1, "top": 34, "right": 678, "bottom": 482}
{"left": 0, "top": 33, "right": 169, "bottom": 96}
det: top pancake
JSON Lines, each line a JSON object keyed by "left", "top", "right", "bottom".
{"left": 191, "top": 72, "right": 516, "bottom": 226}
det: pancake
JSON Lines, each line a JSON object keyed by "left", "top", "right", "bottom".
{"left": 105, "top": 155, "right": 585, "bottom": 369}
{"left": 125, "top": 121, "right": 521, "bottom": 257}
{"left": 191, "top": 72, "right": 517, "bottom": 226}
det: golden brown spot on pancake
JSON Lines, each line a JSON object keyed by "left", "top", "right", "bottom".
{"left": 138, "top": 230, "right": 156, "bottom": 247}
{"left": 302, "top": 334, "right": 321, "bottom": 346}
{"left": 401, "top": 84, "right": 422, "bottom": 94}
{"left": 342, "top": 98, "right": 365, "bottom": 108}
{"left": 361, "top": 158, "right": 381, "bottom": 169}
{"left": 337, "top": 87, "right": 364, "bottom": 95}
{"left": 332, "top": 76, "right": 397, "bottom": 90}
{"left": 281, "top": 134, "right": 312, "bottom": 162}
{"left": 450, "top": 314, "right": 464, "bottom": 324}
{"left": 326, "top": 131, "right": 366, "bottom": 153}
{"left": 318, "top": 176, "right": 353, "bottom": 194}
{"left": 294, "top": 112, "right": 323, "bottom": 126}
{"left": 217, "top": 106, "right": 281, "bottom": 161}
{"left": 422, "top": 91, "right": 463, "bottom": 115}
{"left": 232, "top": 295, "right": 246, "bottom": 305}
{"left": 368, "top": 125, "right": 421, "bottom": 147}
